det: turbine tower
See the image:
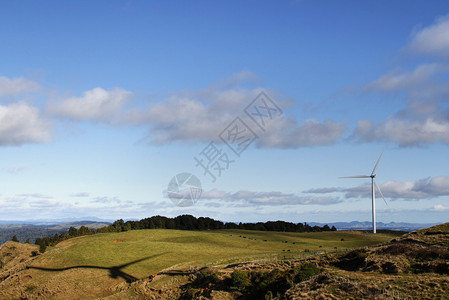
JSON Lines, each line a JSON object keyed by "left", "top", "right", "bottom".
{"left": 341, "top": 150, "right": 388, "bottom": 234}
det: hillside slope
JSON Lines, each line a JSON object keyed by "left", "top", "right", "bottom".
{"left": 285, "top": 222, "right": 449, "bottom": 299}
{"left": 101, "top": 223, "right": 449, "bottom": 299}
{"left": 0, "top": 229, "right": 396, "bottom": 299}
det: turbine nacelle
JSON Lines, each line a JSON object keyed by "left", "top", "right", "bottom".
{"left": 340, "top": 149, "right": 388, "bottom": 234}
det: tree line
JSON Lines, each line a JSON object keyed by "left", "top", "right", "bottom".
{"left": 30, "top": 215, "right": 336, "bottom": 252}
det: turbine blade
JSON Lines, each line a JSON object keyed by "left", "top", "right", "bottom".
{"left": 339, "top": 175, "right": 370, "bottom": 178}
{"left": 371, "top": 148, "right": 385, "bottom": 176}
{"left": 374, "top": 179, "right": 388, "bottom": 207}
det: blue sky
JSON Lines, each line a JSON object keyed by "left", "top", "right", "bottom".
{"left": 1, "top": 1, "right": 449, "bottom": 224}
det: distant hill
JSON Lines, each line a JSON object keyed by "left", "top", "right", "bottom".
{"left": 0, "top": 221, "right": 110, "bottom": 244}
{"left": 0, "top": 216, "right": 112, "bottom": 226}
{"left": 309, "top": 221, "right": 438, "bottom": 231}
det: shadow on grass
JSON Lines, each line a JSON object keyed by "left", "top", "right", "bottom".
{"left": 158, "top": 269, "right": 194, "bottom": 276}
{"left": 28, "top": 252, "right": 168, "bottom": 283}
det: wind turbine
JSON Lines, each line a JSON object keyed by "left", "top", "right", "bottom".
{"left": 341, "top": 150, "right": 388, "bottom": 234}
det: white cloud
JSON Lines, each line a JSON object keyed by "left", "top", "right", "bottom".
{"left": 412, "top": 176, "right": 449, "bottom": 197}
{"left": 352, "top": 117, "right": 449, "bottom": 146}
{"left": 308, "top": 176, "right": 449, "bottom": 201}
{"left": 3, "top": 194, "right": 57, "bottom": 212}
{"left": 0, "top": 76, "right": 41, "bottom": 97}
{"left": 366, "top": 63, "right": 444, "bottom": 91}
{"left": 35, "top": 74, "right": 345, "bottom": 148}
{"left": 125, "top": 87, "right": 345, "bottom": 148}
{"left": 70, "top": 192, "right": 90, "bottom": 197}
{"left": 201, "top": 189, "right": 342, "bottom": 206}
{"left": 258, "top": 117, "right": 346, "bottom": 148}
{"left": 408, "top": 14, "right": 449, "bottom": 57}
{"left": 47, "top": 87, "right": 133, "bottom": 122}
{"left": 355, "top": 14, "right": 449, "bottom": 147}
{"left": 18, "top": 193, "right": 53, "bottom": 199}
{"left": 122, "top": 88, "right": 265, "bottom": 144}
{"left": 0, "top": 102, "right": 52, "bottom": 146}
{"left": 433, "top": 204, "right": 449, "bottom": 211}
{"left": 91, "top": 196, "right": 121, "bottom": 204}
{"left": 1, "top": 165, "right": 29, "bottom": 174}
{"left": 0, "top": 196, "right": 130, "bottom": 220}
{"left": 140, "top": 95, "right": 224, "bottom": 144}
{"left": 201, "top": 189, "right": 228, "bottom": 199}
{"left": 303, "top": 187, "right": 342, "bottom": 194}
{"left": 28, "top": 199, "right": 60, "bottom": 208}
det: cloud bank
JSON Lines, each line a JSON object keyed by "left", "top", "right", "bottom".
{"left": 408, "top": 15, "right": 449, "bottom": 57}
{"left": 47, "top": 87, "right": 133, "bottom": 122}
{"left": 201, "top": 189, "right": 342, "bottom": 206}
{"left": 352, "top": 14, "right": 449, "bottom": 147}
{"left": 0, "top": 102, "right": 52, "bottom": 146}
{"left": 0, "top": 76, "right": 41, "bottom": 97}
{"left": 305, "top": 176, "right": 449, "bottom": 201}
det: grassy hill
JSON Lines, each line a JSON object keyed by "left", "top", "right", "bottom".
{"left": 0, "top": 229, "right": 397, "bottom": 299}
{"left": 400, "top": 222, "right": 449, "bottom": 247}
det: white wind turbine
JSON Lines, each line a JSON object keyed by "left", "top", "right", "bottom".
{"left": 341, "top": 150, "right": 388, "bottom": 234}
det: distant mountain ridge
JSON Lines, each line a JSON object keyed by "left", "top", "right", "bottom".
{"left": 0, "top": 221, "right": 111, "bottom": 244}
{"left": 309, "top": 221, "right": 438, "bottom": 231}
{"left": 0, "top": 216, "right": 113, "bottom": 226}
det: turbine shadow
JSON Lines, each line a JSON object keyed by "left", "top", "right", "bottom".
{"left": 157, "top": 269, "right": 193, "bottom": 276}
{"left": 28, "top": 252, "right": 167, "bottom": 283}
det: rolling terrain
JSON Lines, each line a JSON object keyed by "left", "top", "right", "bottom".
{"left": 0, "top": 225, "right": 447, "bottom": 299}
{"left": 0, "top": 229, "right": 394, "bottom": 299}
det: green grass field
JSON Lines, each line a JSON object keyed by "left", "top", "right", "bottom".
{"left": 0, "top": 228, "right": 404, "bottom": 299}
{"left": 3, "top": 226, "right": 444, "bottom": 300}
{"left": 34, "top": 229, "right": 398, "bottom": 279}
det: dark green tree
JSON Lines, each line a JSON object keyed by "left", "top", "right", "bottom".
{"left": 68, "top": 226, "right": 78, "bottom": 236}
{"left": 122, "top": 222, "right": 131, "bottom": 231}
{"left": 78, "top": 226, "right": 90, "bottom": 236}
{"left": 39, "top": 243, "right": 46, "bottom": 253}
{"left": 59, "top": 232, "right": 70, "bottom": 241}
{"left": 12, "top": 235, "right": 19, "bottom": 242}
